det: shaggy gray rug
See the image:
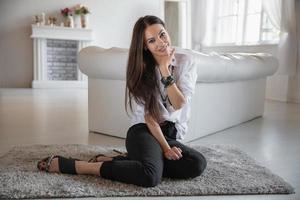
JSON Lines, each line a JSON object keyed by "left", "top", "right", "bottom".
{"left": 0, "top": 144, "right": 294, "bottom": 199}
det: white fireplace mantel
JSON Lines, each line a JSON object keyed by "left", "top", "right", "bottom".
{"left": 31, "top": 24, "right": 93, "bottom": 41}
{"left": 31, "top": 25, "right": 93, "bottom": 88}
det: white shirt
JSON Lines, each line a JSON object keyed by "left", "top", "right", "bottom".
{"left": 130, "top": 51, "right": 198, "bottom": 140}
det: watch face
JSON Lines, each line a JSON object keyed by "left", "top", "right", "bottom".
{"left": 161, "top": 77, "right": 168, "bottom": 85}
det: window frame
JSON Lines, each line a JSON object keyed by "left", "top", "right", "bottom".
{"left": 207, "top": 0, "right": 279, "bottom": 47}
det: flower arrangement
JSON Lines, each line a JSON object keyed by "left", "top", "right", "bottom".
{"left": 59, "top": 5, "right": 90, "bottom": 28}
{"left": 73, "top": 4, "right": 81, "bottom": 15}
{"left": 61, "top": 7, "right": 72, "bottom": 17}
{"left": 73, "top": 4, "right": 90, "bottom": 15}
{"left": 81, "top": 6, "right": 90, "bottom": 15}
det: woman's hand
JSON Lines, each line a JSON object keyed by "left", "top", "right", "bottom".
{"left": 164, "top": 146, "right": 183, "bottom": 160}
{"left": 155, "top": 46, "right": 175, "bottom": 74}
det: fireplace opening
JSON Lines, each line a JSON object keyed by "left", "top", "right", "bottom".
{"left": 47, "top": 39, "right": 78, "bottom": 81}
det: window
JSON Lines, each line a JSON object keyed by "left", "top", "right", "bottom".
{"left": 204, "top": 0, "right": 280, "bottom": 46}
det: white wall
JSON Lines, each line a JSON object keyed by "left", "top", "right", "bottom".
{"left": 0, "top": 0, "right": 163, "bottom": 88}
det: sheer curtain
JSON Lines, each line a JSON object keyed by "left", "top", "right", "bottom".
{"left": 262, "top": 0, "right": 298, "bottom": 75}
{"left": 191, "top": 0, "right": 207, "bottom": 51}
{"left": 262, "top": 0, "right": 281, "bottom": 29}
{"left": 165, "top": 2, "right": 180, "bottom": 47}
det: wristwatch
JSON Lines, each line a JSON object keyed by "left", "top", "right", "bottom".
{"left": 161, "top": 75, "right": 175, "bottom": 88}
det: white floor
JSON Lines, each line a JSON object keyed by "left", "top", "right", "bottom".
{"left": 0, "top": 88, "right": 299, "bottom": 200}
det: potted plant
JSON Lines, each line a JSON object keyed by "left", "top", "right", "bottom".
{"left": 61, "top": 7, "right": 73, "bottom": 27}
{"left": 80, "top": 6, "right": 90, "bottom": 28}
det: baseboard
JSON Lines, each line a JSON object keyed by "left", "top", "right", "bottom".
{"left": 265, "top": 97, "right": 288, "bottom": 102}
{"left": 287, "top": 98, "right": 300, "bottom": 104}
{"left": 32, "top": 80, "right": 88, "bottom": 89}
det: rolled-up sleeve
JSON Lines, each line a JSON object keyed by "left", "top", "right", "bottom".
{"left": 177, "top": 55, "right": 198, "bottom": 103}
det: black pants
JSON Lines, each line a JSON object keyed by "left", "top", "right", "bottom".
{"left": 100, "top": 121, "right": 207, "bottom": 187}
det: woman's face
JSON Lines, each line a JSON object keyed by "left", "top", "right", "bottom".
{"left": 144, "top": 24, "right": 172, "bottom": 57}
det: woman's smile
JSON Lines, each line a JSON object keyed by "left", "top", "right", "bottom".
{"left": 158, "top": 44, "right": 168, "bottom": 52}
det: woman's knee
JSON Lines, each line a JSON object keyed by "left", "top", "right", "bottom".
{"left": 142, "top": 172, "right": 161, "bottom": 187}
{"left": 126, "top": 123, "right": 148, "bottom": 146}
{"left": 126, "top": 123, "right": 149, "bottom": 141}
{"left": 190, "top": 152, "right": 207, "bottom": 178}
{"left": 140, "top": 165, "right": 162, "bottom": 187}
{"left": 127, "top": 123, "right": 146, "bottom": 136}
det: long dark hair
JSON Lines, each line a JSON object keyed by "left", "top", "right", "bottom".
{"left": 125, "top": 15, "right": 166, "bottom": 122}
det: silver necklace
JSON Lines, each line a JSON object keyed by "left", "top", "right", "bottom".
{"left": 159, "top": 65, "right": 174, "bottom": 109}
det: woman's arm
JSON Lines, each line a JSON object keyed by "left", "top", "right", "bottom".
{"left": 144, "top": 114, "right": 182, "bottom": 160}
{"left": 159, "top": 67, "right": 186, "bottom": 110}
{"left": 154, "top": 47, "right": 186, "bottom": 110}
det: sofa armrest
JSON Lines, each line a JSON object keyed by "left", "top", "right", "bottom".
{"left": 78, "top": 46, "right": 128, "bottom": 80}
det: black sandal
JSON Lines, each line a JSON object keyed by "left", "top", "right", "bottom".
{"left": 37, "top": 155, "right": 78, "bottom": 175}
{"left": 88, "top": 149, "right": 128, "bottom": 163}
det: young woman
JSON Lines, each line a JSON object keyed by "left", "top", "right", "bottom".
{"left": 37, "top": 15, "right": 207, "bottom": 187}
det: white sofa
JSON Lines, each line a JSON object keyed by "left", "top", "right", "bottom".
{"left": 78, "top": 46, "right": 278, "bottom": 142}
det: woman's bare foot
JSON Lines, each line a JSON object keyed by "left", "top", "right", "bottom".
{"left": 94, "top": 155, "right": 113, "bottom": 162}
{"left": 88, "top": 151, "right": 127, "bottom": 163}
{"left": 88, "top": 154, "right": 114, "bottom": 162}
{"left": 37, "top": 156, "right": 60, "bottom": 173}
{"left": 37, "top": 156, "right": 102, "bottom": 176}
{"left": 45, "top": 157, "right": 59, "bottom": 172}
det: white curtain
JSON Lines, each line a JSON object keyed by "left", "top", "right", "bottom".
{"left": 191, "top": 0, "right": 207, "bottom": 51}
{"left": 262, "top": 0, "right": 281, "bottom": 29}
{"left": 262, "top": 0, "right": 298, "bottom": 75}
{"left": 165, "top": 2, "right": 180, "bottom": 47}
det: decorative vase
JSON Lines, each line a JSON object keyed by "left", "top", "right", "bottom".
{"left": 64, "top": 18, "right": 68, "bottom": 27}
{"left": 74, "top": 14, "right": 81, "bottom": 28}
{"left": 68, "top": 15, "right": 74, "bottom": 28}
{"left": 41, "top": 12, "right": 45, "bottom": 25}
{"left": 81, "top": 14, "right": 90, "bottom": 28}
